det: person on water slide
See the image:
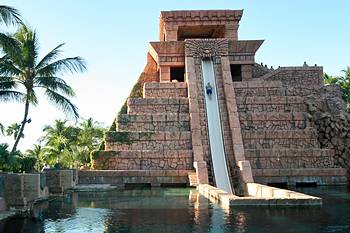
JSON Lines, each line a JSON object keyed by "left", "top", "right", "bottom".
{"left": 206, "top": 82, "right": 213, "bottom": 96}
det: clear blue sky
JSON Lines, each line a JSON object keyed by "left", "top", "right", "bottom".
{"left": 1, "top": 0, "right": 349, "bottom": 150}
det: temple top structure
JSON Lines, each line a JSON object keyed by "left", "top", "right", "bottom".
{"left": 159, "top": 10, "right": 243, "bottom": 41}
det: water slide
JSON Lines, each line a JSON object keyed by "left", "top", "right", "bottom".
{"left": 201, "top": 59, "right": 233, "bottom": 194}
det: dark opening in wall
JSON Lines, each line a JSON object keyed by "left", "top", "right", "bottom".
{"left": 171, "top": 66, "right": 185, "bottom": 82}
{"left": 296, "top": 182, "right": 317, "bottom": 187}
{"left": 177, "top": 25, "right": 225, "bottom": 41}
{"left": 267, "top": 182, "right": 288, "bottom": 189}
{"left": 160, "top": 183, "right": 187, "bottom": 188}
{"left": 230, "top": 64, "right": 242, "bottom": 82}
{"left": 124, "top": 183, "right": 151, "bottom": 189}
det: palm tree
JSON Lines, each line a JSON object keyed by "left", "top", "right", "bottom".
{"left": 0, "top": 5, "right": 21, "bottom": 26}
{"left": 79, "top": 117, "right": 104, "bottom": 166}
{"left": 0, "top": 25, "right": 86, "bottom": 152}
{"left": 25, "top": 144, "right": 44, "bottom": 171}
{"left": 40, "top": 119, "right": 80, "bottom": 166}
{"left": 6, "top": 122, "right": 22, "bottom": 140}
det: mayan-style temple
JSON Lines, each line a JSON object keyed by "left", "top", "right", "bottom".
{"left": 91, "top": 10, "right": 348, "bottom": 194}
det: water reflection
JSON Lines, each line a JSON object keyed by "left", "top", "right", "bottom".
{"left": 1, "top": 186, "right": 350, "bottom": 233}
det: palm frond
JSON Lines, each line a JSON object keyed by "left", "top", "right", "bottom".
{"left": 0, "top": 56, "right": 22, "bottom": 76}
{"left": 0, "top": 76, "right": 17, "bottom": 89}
{"left": 37, "top": 56, "right": 87, "bottom": 77}
{"left": 44, "top": 88, "right": 79, "bottom": 118}
{"left": 14, "top": 25, "right": 39, "bottom": 69}
{"left": 0, "top": 5, "right": 22, "bottom": 26}
{"left": 35, "top": 43, "right": 65, "bottom": 70}
{"left": 0, "top": 122, "right": 4, "bottom": 135}
{"left": 35, "top": 76, "right": 75, "bottom": 96}
{"left": 0, "top": 90, "right": 24, "bottom": 102}
{"left": 0, "top": 33, "right": 22, "bottom": 59}
{"left": 27, "top": 89, "right": 38, "bottom": 105}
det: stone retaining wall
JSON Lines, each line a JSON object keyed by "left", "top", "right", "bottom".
{"left": 94, "top": 150, "right": 193, "bottom": 170}
{"left": 127, "top": 98, "right": 189, "bottom": 114}
{"left": 45, "top": 170, "right": 76, "bottom": 194}
{"left": 143, "top": 82, "right": 188, "bottom": 98}
{"left": 117, "top": 113, "right": 190, "bottom": 132}
{"left": 78, "top": 170, "right": 190, "bottom": 187}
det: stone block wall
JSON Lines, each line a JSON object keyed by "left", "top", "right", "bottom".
{"left": 143, "top": 82, "right": 188, "bottom": 98}
{"left": 45, "top": 170, "right": 75, "bottom": 194}
{"left": 22, "top": 173, "right": 49, "bottom": 203}
{"left": 0, "top": 173, "right": 50, "bottom": 207}
{"left": 127, "top": 98, "right": 189, "bottom": 114}
{"left": 94, "top": 150, "right": 192, "bottom": 170}
{"left": 78, "top": 170, "right": 189, "bottom": 187}
{"left": 95, "top": 80, "right": 194, "bottom": 185}
{"left": 235, "top": 70, "right": 348, "bottom": 185}
{"left": 1, "top": 174, "right": 26, "bottom": 207}
{"left": 117, "top": 113, "right": 190, "bottom": 132}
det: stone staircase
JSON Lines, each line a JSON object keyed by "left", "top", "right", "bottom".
{"left": 233, "top": 80, "right": 347, "bottom": 185}
{"left": 94, "top": 82, "right": 195, "bottom": 186}
{"left": 188, "top": 172, "right": 199, "bottom": 187}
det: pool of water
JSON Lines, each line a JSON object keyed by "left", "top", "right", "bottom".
{"left": 0, "top": 186, "right": 350, "bottom": 233}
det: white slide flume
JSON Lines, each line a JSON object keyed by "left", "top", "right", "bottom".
{"left": 201, "top": 59, "right": 233, "bottom": 194}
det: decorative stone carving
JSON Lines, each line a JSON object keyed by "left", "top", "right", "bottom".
{"left": 185, "top": 39, "right": 229, "bottom": 58}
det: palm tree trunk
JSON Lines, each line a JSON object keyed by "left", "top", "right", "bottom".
{"left": 11, "top": 97, "right": 30, "bottom": 152}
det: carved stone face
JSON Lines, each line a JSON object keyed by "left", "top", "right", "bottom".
{"left": 185, "top": 39, "right": 229, "bottom": 58}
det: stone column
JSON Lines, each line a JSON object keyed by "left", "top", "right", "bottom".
{"left": 165, "top": 25, "right": 178, "bottom": 41}
{"left": 185, "top": 56, "right": 209, "bottom": 184}
{"left": 221, "top": 57, "right": 254, "bottom": 183}
{"left": 224, "top": 23, "right": 239, "bottom": 40}
{"left": 160, "top": 66, "right": 171, "bottom": 82}
{"left": 241, "top": 64, "right": 253, "bottom": 81}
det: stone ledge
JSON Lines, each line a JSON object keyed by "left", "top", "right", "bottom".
{"left": 128, "top": 98, "right": 189, "bottom": 105}
{"left": 198, "top": 184, "right": 322, "bottom": 207}
{"left": 239, "top": 112, "right": 307, "bottom": 121}
{"left": 245, "top": 149, "right": 334, "bottom": 158}
{"left": 105, "top": 131, "right": 192, "bottom": 142}
{"left": 117, "top": 113, "right": 190, "bottom": 123}
{"left": 144, "top": 82, "right": 187, "bottom": 89}
{"left": 236, "top": 96, "right": 304, "bottom": 105}
{"left": 232, "top": 80, "right": 283, "bottom": 89}
{"left": 242, "top": 129, "right": 317, "bottom": 139}
{"left": 97, "top": 150, "right": 193, "bottom": 159}
{"left": 79, "top": 170, "right": 193, "bottom": 177}
{"left": 252, "top": 168, "right": 347, "bottom": 177}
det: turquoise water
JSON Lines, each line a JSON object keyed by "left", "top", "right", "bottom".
{"left": 1, "top": 186, "right": 350, "bottom": 233}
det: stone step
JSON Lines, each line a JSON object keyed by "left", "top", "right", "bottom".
{"left": 239, "top": 112, "right": 312, "bottom": 130}
{"left": 236, "top": 96, "right": 307, "bottom": 113}
{"left": 105, "top": 131, "right": 192, "bottom": 151}
{"left": 94, "top": 150, "right": 193, "bottom": 170}
{"left": 143, "top": 82, "right": 188, "bottom": 98}
{"left": 188, "top": 172, "right": 198, "bottom": 187}
{"left": 236, "top": 96, "right": 304, "bottom": 105}
{"left": 117, "top": 113, "right": 190, "bottom": 132}
{"left": 78, "top": 170, "right": 195, "bottom": 186}
{"left": 242, "top": 129, "right": 320, "bottom": 149}
{"left": 252, "top": 168, "right": 347, "bottom": 185}
{"left": 127, "top": 98, "right": 189, "bottom": 114}
{"left": 233, "top": 81, "right": 285, "bottom": 97}
{"left": 245, "top": 149, "right": 337, "bottom": 169}
{"left": 242, "top": 128, "right": 318, "bottom": 139}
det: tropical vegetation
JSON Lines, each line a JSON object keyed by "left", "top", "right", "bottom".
{"left": 0, "top": 24, "right": 87, "bottom": 152}
{"left": 324, "top": 66, "right": 350, "bottom": 112}
{"left": 0, "top": 118, "right": 105, "bottom": 172}
{"left": 0, "top": 5, "right": 96, "bottom": 173}
{"left": 0, "top": 5, "right": 22, "bottom": 26}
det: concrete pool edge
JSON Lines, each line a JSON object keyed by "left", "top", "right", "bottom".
{"left": 198, "top": 183, "right": 322, "bottom": 207}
